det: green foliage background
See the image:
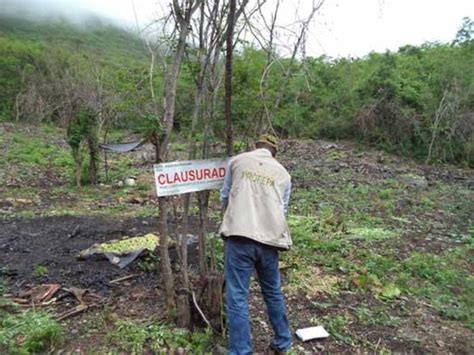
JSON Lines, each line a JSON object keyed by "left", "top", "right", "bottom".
{"left": 1, "top": 14, "right": 473, "bottom": 165}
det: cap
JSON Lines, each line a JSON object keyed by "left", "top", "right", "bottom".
{"left": 256, "top": 134, "right": 278, "bottom": 151}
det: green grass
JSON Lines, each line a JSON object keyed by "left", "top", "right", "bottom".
{"left": 3, "top": 187, "right": 40, "bottom": 199}
{"left": 37, "top": 204, "right": 158, "bottom": 218}
{"left": 322, "top": 314, "right": 354, "bottom": 345}
{"left": 0, "top": 289, "right": 18, "bottom": 318}
{"left": 34, "top": 265, "right": 48, "bottom": 278}
{"left": 400, "top": 249, "right": 474, "bottom": 327}
{"left": 107, "top": 320, "right": 149, "bottom": 354}
{"left": 0, "top": 310, "right": 64, "bottom": 353}
{"left": 41, "top": 125, "right": 61, "bottom": 135}
{"left": 19, "top": 184, "right": 158, "bottom": 218}
{"left": 356, "top": 306, "right": 400, "bottom": 327}
{"left": 284, "top": 180, "right": 473, "bottom": 329}
{"left": 135, "top": 206, "right": 159, "bottom": 218}
{"left": 2, "top": 122, "right": 473, "bottom": 351}
{"left": 1, "top": 125, "right": 146, "bottom": 189}
{"left": 107, "top": 320, "right": 213, "bottom": 354}
{"left": 6, "top": 132, "right": 72, "bottom": 169}
{"left": 348, "top": 227, "right": 398, "bottom": 242}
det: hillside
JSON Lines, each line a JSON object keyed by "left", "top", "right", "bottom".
{"left": 0, "top": 14, "right": 149, "bottom": 122}
{"left": 0, "top": 14, "right": 146, "bottom": 60}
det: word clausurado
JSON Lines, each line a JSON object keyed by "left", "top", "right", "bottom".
{"left": 153, "top": 158, "right": 229, "bottom": 197}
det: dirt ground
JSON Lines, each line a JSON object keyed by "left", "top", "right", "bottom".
{"left": 2, "top": 214, "right": 472, "bottom": 353}
{"left": 0, "top": 215, "right": 205, "bottom": 352}
{"left": 1, "top": 124, "right": 473, "bottom": 353}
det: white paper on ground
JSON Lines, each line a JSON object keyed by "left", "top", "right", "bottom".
{"left": 295, "top": 326, "right": 329, "bottom": 342}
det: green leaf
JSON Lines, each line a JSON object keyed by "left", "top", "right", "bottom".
{"left": 381, "top": 283, "right": 401, "bottom": 299}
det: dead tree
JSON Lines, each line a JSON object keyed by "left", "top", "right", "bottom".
{"left": 244, "top": 0, "right": 325, "bottom": 134}
{"left": 426, "top": 85, "right": 464, "bottom": 163}
{"left": 224, "top": 0, "right": 237, "bottom": 157}
{"left": 181, "top": 0, "right": 250, "bottom": 278}
{"left": 151, "top": 0, "right": 202, "bottom": 318}
{"left": 172, "top": 0, "right": 252, "bottom": 330}
{"left": 181, "top": 0, "right": 226, "bottom": 285}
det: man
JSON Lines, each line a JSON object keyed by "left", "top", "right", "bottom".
{"left": 220, "top": 134, "right": 292, "bottom": 355}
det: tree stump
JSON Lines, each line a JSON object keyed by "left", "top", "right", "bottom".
{"left": 197, "top": 272, "right": 225, "bottom": 331}
{"left": 176, "top": 292, "right": 191, "bottom": 328}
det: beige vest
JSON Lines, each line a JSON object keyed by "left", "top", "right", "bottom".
{"left": 219, "top": 149, "right": 292, "bottom": 250}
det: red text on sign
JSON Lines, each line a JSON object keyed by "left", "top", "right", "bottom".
{"left": 156, "top": 167, "right": 226, "bottom": 185}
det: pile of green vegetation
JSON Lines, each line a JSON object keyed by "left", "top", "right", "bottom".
{"left": 1, "top": 14, "right": 473, "bottom": 166}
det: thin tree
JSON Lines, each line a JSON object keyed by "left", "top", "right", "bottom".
{"left": 154, "top": 0, "right": 202, "bottom": 316}
{"left": 244, "top": 0, "right": 325, "bottom": 134}
{"left": 181, "top": 0, "right": 228, "bottom": 283}
{"left": 224, "top": 0, "right": 237, "bottom": 156}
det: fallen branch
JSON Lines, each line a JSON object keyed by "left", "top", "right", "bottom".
{"left": 192, "top": 290, "right": 212, "bottom": 329}
{"left": 10, "top": 298, "right": 30, "bottom": 305}
{"left": 68, "top": 225, "right": 81, "bottom": 238}
{"left": 108, "top": 274, "right": 138, "bottom": 285}
{"left": 41, "top": 297, "right": 59, "bottom": 306}
{"left": 57, "top": 304, "right": 91, "bottom": 321}
{"left": 13, "top": 284, "right": 61, "bottom": 305}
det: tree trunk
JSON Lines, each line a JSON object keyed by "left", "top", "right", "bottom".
{"left": 197, "top": 191, "right": 209, "bottom": 275}
{"left": 198, "top": 272, "right": 225, "bottom": 331}
{"left": 157, "top": 0, "right": 202, "bottom": 318}
{"left": 72, "top": 147, "right": 82, "bottom": 187}
{"left": 87, "top": 132, "right": 99, "bottom": 185}
{"left": 157, "top": 28, "right": 186, "bottom": 318}
{"left": 74, "top": 159, "right": 81, "bottom": 187}
{"left": 158, "top": 195, "right": 176, "bottom": 313}
{"left": 181, "top": 193, "right": 191, "bottom": 289}
{"left": 180, "top": 73, "right": 206, "bottom": 290}
{"left": 176, "top": 292, "right": 191, "bottom": 328}
{"left": 160, "top": 6, "right": 194, "bottom": 160}
{"left": 224, "top": 0, "right": 236, "bottom": 157}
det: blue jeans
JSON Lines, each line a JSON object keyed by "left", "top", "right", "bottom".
{"left": 225, "top": 237, "right": 292, "bottom": 354}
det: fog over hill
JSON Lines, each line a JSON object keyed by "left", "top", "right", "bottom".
{"left": 0, "top": 0, "right": 126, "bottom": 29}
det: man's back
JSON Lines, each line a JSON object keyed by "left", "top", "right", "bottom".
{"left": 221, "top": 138, "right": 293, "bottom": 354}
{"left": 219, "top": 148, "right": 292, "bottom": 249}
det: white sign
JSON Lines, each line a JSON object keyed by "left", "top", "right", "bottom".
{"left": 153, "top": 158, "right": 229, "bottom": 197}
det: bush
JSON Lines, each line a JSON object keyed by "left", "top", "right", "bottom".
{"left": 0, "top": 311, "right": 64, "bottom": 353}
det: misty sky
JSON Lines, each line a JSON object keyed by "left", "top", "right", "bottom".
{"left": 1, "top": 0, "right": 473, "bottom": 58}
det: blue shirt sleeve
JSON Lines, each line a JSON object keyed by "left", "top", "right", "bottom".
{"left": 220, "top": 160, "right": 233, "bottom": 206}
{"left": 283, "top": 179, "right": 292, "bottom": 216}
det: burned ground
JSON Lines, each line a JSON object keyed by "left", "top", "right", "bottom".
{"left": 1, "top": 216, "right": 159, "bottom": 291}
